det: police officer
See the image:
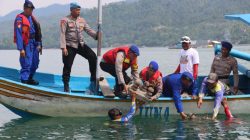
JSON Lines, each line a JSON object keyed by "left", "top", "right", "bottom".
{"left": 100, "top": 45, "right": 140, "bottom": 98}
{"left": 60, "top": 2, "right": 98, "bottom": 92}
{"left": 14, "top": 0, "right": 42, "bottom": 85}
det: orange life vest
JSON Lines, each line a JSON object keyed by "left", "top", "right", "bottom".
{"left": 140, "top": 67, "right": 162, "bottom": 83}
{"left": 102, "top": 46, "right": 138, "bottom": 70}
{"left": 13, "top": 14, "right": 37, "bottom": 46}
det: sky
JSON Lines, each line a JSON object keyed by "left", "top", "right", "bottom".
{"left": 0, "top": 0, "right": 123, "bottom": 16}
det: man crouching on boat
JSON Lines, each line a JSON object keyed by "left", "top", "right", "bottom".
{"left": 108, "top": 92, "right": 136, "bottom": 122}
{"left": 100, "top": 45, "right": 140, "bottom": 99}
{"left": 129, "top": 61, "right": 163, "bottom": 102}
{"left": 162, "top": 72, "right": 197, "bottom": 119}
{"left": 197, "top": 73, "right": 233, "bottom": 120}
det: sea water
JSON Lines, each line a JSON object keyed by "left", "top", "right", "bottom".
{"left": 0, "top": 46, "right": 250, "bottom": 139}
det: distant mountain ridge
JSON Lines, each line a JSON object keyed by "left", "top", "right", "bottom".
{"left": 0, "top": 4, "right": 69, "bottom": 22}
{"left": 0, "top": 0, "right": 136, "bottom": 22}
{"left": 0, "top": 10, "right": 22, "bottom": 22}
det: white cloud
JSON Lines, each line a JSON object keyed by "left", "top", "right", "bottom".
{"left": 0, "top": 0, "right": 124, "bottom": 16}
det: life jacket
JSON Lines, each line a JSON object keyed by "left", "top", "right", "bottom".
{"left": 13, "top": 14, "right": 40, "bottom": 46}
{"left": 103, "top": 46, "right": 137, "bottom": 70}
{"left": 140, "top": 67, "right": 162, "bottom": 83}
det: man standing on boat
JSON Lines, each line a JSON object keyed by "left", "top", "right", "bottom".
{"left": 14, "top": 0, "right": 42, "bottom": 85}
{"left": 60, "top": 2, "right": 98, "bottom": 92}
{"left": 162, "top": 72, "right": 197, "bottom": 119}
{"left": 100, "top": 45, "right": 140, "bottom": 98}
{"left": 210, "top": 41, "right": 239, "bottom": 94}
{"left": 174, "top": 36, "right": 199, "bottom": 99}
{"left": 197, "top": 73, "right": 233, "bottom": 120}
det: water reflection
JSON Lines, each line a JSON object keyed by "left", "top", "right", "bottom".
{"left": 0, "top": 115, "right": 249, "bottom": 139}
{"left": 105, "top": 122, "right": 138, "bottom": 139}
{"left": 176, "top": 120, "right": 186, "bottom": 139}
{"left": 0, "top": 104, "right": 20, "bottom": 128}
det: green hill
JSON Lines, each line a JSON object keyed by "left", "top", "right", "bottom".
{"left": 1, "top": 0, "right": 250, "bottom": 49}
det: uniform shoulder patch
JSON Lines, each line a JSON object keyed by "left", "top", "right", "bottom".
{"left": 60, "top": 18, "right": 67, "bottom": 27}
{"left": 78, "top": 17, "right": 86, "bottom": 23}
{"left": 229, "top": 56, "right": 237, "bottom": 62}
{"left": 214, "top": 56, "right": 220, "bottom": 60}
{"left": 124, "top": 58, "right": 130, "bottom": 64}
{"left": 16, "top": 20, "right": 22, "bottom": 28}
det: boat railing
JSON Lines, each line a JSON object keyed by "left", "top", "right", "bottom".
{"left": 214, "top": 44, "right": 250, "bottom": 78}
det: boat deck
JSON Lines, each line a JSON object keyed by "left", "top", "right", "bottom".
{"left": 0, "top": 66, "right": 250, "bottom": 98}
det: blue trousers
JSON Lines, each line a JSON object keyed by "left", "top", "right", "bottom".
{"left": 19, "top": 40, "right": 39, "bottom": 81}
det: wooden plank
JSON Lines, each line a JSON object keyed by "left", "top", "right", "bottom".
{"left": 99, "top": 77, "right": 115, "bottom": 98}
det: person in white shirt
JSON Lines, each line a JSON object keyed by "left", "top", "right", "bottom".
{"left": 174, "top": 36, "right": 200, "bottom": 98}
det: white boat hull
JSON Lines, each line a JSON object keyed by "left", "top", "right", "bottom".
{"left": 1, "top": 78, "right": 250, "bottom": 117}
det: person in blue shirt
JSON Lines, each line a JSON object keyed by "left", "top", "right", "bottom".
{"left": 108, "top": 92, "right": 136, "bottom": 122}
{"left": 14, "top": 0, "right": 42, "bottom": 85}
{"left": 162, "top": 72, "right": 197, "bottom": 119}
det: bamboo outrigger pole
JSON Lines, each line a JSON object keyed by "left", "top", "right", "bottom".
{"left": 96, "top": 0, "right": 102, "bottom": 93}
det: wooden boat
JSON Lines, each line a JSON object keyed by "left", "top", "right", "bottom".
{"left": 0, "top": 65, "right": 250, "bottom": 118}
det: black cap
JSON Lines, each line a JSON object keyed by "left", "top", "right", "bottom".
{"left": 24, "top": 0, "right": 35, "bottom": 9}
{"left": 221, "top": 41, "right": 233, "bottom": 51}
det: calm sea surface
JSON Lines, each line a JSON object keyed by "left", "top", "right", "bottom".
{"left": 0, "top": 46, "right": 250, "bottom": 139}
